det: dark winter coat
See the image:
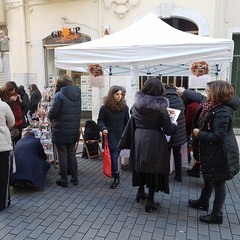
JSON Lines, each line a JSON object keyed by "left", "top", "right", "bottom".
{"left": 165, "top": 87, "right": 187, "bottom": 147}
{"left": 29, "top": 91, "right": 42, "bottom": 115}
{"left": 19, "top": 89, "right": 30, "bottom": 128}
{"left": 10, "top": 135, "right": 50, "bottom": 189}
{"left": 183, "top": 90, "right": 240, "bottom": 181}
{"left": 48, "top": 86, "right": 81, "bottom": 144}
{"left": 19, "top": 89, "right": 30, "bottom": 116}
{"left": 98, "top": 105, "right": 129, "bottom": 151}
{"left": 185, "top": 101, "right": 200, "bottom": 137}
{"left": 131, "top": 92, "right": 177, "bottom": 174}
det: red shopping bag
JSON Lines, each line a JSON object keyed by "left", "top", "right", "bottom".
{"left": 103, "top": 135, "right": 112, "bottom": 177}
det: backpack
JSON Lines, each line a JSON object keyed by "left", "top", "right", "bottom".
{"left": 82, "top": 142, "right": 100, "bottom": 159}
{"left": 84, "top": 120, "right": 100, "bottom": 140}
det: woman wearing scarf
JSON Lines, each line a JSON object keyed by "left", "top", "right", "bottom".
{"left": 178, "top": 80, "right": 239, "bottom": 224}
{"left": 1, "top": 81, "right": 24, "bottom": 144}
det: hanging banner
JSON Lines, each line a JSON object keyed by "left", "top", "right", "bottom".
{"left": 130, "top": 65, "right": 139, "bottom": 91}
{"left": 188, "top": 61, "right": 210, "bottom": 89}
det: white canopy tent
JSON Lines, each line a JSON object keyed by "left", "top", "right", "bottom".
{"left": 55, "top": 12, "right": 234, "bottom": 77}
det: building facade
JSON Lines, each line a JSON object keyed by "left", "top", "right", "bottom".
{"left": 0, "top": 0, "right": 240, "bottom": 125}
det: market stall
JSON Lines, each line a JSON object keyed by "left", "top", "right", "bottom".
{"left": 55, "top": 12, "right": 234, "bottom": 77}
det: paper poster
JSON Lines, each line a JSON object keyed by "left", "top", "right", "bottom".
{"left": 130, "top": 65, "right": 139, "bottom": 91}
{"left": 88, "top": 64, "right": 105, "bottom": 88}
{"left": 188, "top": 61, "right": 211, "bottom": 88}
{"left": 165, "top": 108, "right": 181, "bottom": 142}
{"left": 168, "top": 108, "right": 181, "bottom": 123}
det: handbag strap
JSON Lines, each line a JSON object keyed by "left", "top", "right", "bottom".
{"left": 104, "top": 134, "right": 109, "bottom": 148}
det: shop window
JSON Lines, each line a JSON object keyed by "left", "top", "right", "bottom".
{"left": 139, "top": 76, "right": 188, "bottom": 89}
{"left": 43, "top": 32, "right": 92, "bottom": 120}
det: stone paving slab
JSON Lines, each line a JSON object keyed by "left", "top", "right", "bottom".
{"left": 0, "top": 154, "right": 240, "bottom": 240}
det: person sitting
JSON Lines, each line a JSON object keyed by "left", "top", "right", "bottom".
{"left": 10, "top": 130, "right": 50, "bottom": 189}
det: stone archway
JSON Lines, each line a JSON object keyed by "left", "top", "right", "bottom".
{"left": 153, "top": 4, "right": 210, "bottom": 36}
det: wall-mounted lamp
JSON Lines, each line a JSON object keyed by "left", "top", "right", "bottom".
{"left": 60, "top": 16, "right": 68, "bottom": 24}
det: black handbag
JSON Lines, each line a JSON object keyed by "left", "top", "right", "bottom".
{"left": 117, "top": 116, "right": 136, "bottom": 150}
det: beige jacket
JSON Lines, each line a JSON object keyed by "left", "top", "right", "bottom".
{"left": 0, "top": 99, "right": 15, "bottom": 152}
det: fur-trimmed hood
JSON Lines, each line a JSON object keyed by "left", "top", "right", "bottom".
{"left": 134, "top": 91, "right": 169, "bottom": 112}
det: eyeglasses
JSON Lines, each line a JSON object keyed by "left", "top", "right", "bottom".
{"left": 205, "top": 89, "right": 210, "bottom": 94}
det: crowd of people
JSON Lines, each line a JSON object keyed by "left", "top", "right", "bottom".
{"left": 0, "top": 81, "right": 45, "bottom": 211}
{"left": 0, "top": 76, "right": 239, "bottom": 226}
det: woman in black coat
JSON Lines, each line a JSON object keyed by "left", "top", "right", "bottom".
{"left": 179, "top": 80, "right": 239, "bottom": 224}
{"left": 98, "top": 85, "right": 129, "bottom": 189}
{"left": 29, "top": 84, "right": 42, "bottom": 117}
{"left": 165, "top": 84, "right": 187, "bottom": 182}
{"left": 131, "top": 77, "right": 177, "bottom": 212}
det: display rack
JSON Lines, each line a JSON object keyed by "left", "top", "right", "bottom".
{"left": 26, "top": 86, "right": 58, "bottom": 167}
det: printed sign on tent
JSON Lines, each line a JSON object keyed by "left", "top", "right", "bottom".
{"left": 188, "top": 61, "right": 211, "bottom": 89}
{"left": 88, "top": 64, "right": 105, "bottom": 88}
{"left": 130, "top": 65, "right": 139, "bottom": 91}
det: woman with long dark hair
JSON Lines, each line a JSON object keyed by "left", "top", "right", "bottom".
{"left": 98, "top": 85, "right": 129, "bottom": 189}
{"left": 29, "top": 84, "right": 42, "bottom": 116}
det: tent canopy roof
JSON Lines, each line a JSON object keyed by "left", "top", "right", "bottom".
{"left": 55, "top": 12, "right": 233, "bottom": 76}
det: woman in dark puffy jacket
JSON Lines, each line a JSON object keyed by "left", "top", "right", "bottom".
{"left": 131, "top": 77, "right": 177, "bottom": 212}
{"left": 48, "top": 75, "right": 81, "bottom": 188}
{"left": 178, "top": 80, "right": 239, "bottom": 224}
{"left": 165, "top": 84, "right": 187, "bottom": 182}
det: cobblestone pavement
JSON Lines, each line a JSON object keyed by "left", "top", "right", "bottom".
{"left": 1, "top": 152, "right": 240, "bottom": 239}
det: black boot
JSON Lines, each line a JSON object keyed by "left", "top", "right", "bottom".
{"left": 200, "top": 180, "right": 225, "bottom": 224}
{"left": 187, "top": 163, "right": 201, "bottom": 178}
{"left": 188, "top": 199, "right": 209, "bottom": 211}
{"left": 56, "top": 179, "right": 68, "bottom": 187}
{"left": 110, "top": 173, "right": 120, "bottom": 189}
{"left": 136, "top": 187, "right": 148, "bottom": 202}
{"left": 145, "top": 198, "right": 160, "bottom": 213}
{"left": 199, "top": 212, "right": 223, "bottom": 224}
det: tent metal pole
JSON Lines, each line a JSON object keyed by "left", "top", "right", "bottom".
{"left": 109, "top": 67, "right": 112, "bottom": 88}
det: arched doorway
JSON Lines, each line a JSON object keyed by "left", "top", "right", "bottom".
{"left": 161, "top": 17, "right": 198, "bottom": 88}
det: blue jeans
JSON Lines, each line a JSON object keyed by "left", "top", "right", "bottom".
{"left": 56, "top": 143, "right": 78, "bottom": 181}
{"left": 110, "top": 150, "right": 120, "bottom": 174}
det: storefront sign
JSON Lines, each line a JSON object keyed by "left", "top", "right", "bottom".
{"left": 51, "top": 27, "right": 81, "bottom": 42}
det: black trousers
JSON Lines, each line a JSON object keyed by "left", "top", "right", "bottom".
{"left": 169, "top": 146, "right": 182, "bottom": 178}
{"left": 0, "top": 151, "right": 10, "bottom": 211}
{"left": 199, "top": 179, "right": 226, "bottom": 216}
{"left": 56, "top": 143, "right": 78, "bottom": 181}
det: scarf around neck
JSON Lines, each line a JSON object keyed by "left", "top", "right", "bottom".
{"left": 198, "top": 101, "right": 219, "bottom": 129}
